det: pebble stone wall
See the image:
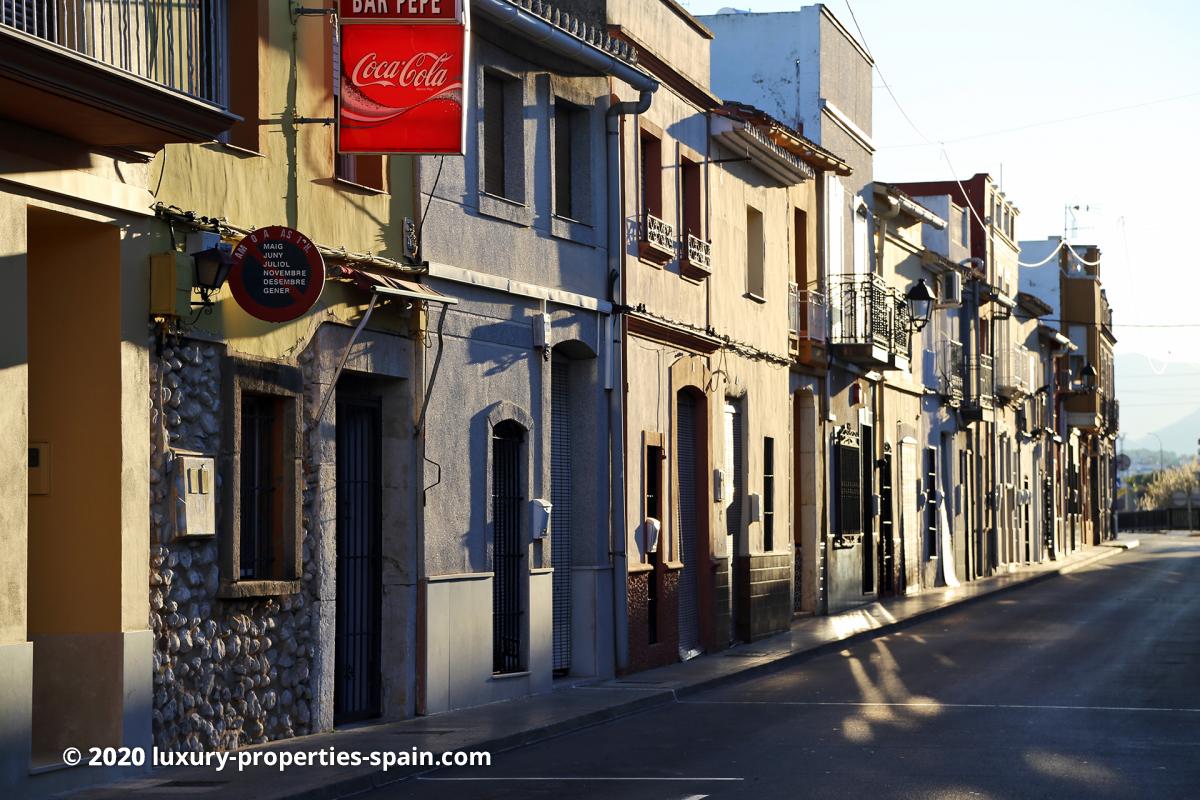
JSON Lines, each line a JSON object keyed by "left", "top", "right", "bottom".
{"left": 148, "top": 338, "right": 322, "bottom": 752}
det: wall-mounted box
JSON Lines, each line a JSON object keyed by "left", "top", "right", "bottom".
{"left": 530, "top": 498, "right": 552, "bottom": 540}
{"left": 171, "top": 454, "right": 216, "bottom": 538}
{"left": 150, "top": 251, "right": 194, "bottom": 319}
{"left": 28, "top": 442, "right": 50, "bottom": 495}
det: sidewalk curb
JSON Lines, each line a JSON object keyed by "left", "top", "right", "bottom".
{"left": 71, "top": 546, "right": 1126, "bottom": 800}
{"left": 672, "top": 545, "right": 1123, "bottom": 700}
{"left": 300, "top": 545, "right": 1124, "bottom": 800}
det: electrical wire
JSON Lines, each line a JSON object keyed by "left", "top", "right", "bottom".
{"left": 879, "top": 90, "right": 1200, "bottom": 150}
{"left": 843, "top": 0, "right": 1108, "bottom": 274}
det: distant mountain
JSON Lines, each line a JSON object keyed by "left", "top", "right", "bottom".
{"left": 1137, "top": 407, "right": 1200, "bottom": 460}
{"left": 1117, "top": 352, "right": 1200, "bottom": 454}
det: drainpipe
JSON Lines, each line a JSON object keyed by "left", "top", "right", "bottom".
{"left": 472, "top": 0, "right": 657, "bottom": 677}
{"left": 607, "top": 84, "right": 656, "bottom": 676}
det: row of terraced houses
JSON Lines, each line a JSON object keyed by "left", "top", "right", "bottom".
{"left": 0, "top": 0, "right": 1118, "bottom": 794}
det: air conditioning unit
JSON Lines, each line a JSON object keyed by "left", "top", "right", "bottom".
{"left": 939, "top": 271, "right": 963, "bottom": 307}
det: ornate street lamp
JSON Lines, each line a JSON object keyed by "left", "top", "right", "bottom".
{"left": 192, "top": 243, "right": 233, "bottom": 308}
{"left": 905, "top": 278, "right": 935, "bottom": 333}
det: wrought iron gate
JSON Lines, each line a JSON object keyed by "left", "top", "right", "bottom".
{"left": 677, "top": 392, "right": 702, "bottom": 659}
{"left": 335, "top": 397, "right": 382, "bottom": 723}
{"left": 550, "top": 367, "right": 573, "bottom": 674}
{"left": 492, "top": 421, "right": 525, "bottom": 674}
{"left": 878, "top": 447, "right": 895, "bottom": 594}
{"left": 724, "top": 401, "right": 744, "bottom": 642}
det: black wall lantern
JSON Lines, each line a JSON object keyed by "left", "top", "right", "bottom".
{"left": 905, "top": 278, "right": 935, "bottom": 333}
{"left": 191, "top": 242, "right": 233, "bottom": 308}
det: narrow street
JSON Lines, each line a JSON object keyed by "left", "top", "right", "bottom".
{"left": 382, "top": 534, "right": 1200, "bottom": 800}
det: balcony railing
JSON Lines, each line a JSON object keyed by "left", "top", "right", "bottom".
{"left": 997, "top": 344, "right": 1033, "bottom": 398}
{"left": 683, "top": 232, "right": 711, "bottom": 274}
{"left": 639, "top": 211, "right": 676, "bottom": 263}
{"left": 1103, "top": 397, "right": 1120, "bottom": 433}
{"left": 828, "top": 274, "right": 910, "bottom": 365}
{"left": 789, "top": 285, "right": 828, "bottom": 342}
{"left": 966, "top": 354, "right": 995, "bottom": 409}
{"left": 2, "top": 0, "right": 229, "bottom": 106}
{"left": 938, "top": 339, "right": 964, "bottom": 404}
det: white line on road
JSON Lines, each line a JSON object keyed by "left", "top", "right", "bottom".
{"left": 418, "top": 777, "right": 741, "bottom": 782}
{"left": 681, "top": 699, "right": 1200, "bottom": 713}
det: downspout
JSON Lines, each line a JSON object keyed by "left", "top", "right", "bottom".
{"left": 471, "top": 0, "right": 657, "bottom": 677}
{"left": 608, "top": 85, "right": 656, "bottom": 676}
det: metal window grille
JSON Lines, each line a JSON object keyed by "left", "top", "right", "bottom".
{"left": 492, "top": 421, "right": 525, "bottom": 674}
{"left": 835, "top": 438, "right": 862, "bottom": 540}
{"left": 239, "top": 393, "right": 278, "bottom": 580}
{"left": 1, "top": 0, "right": 229, "bottom": 106}
{"left": 676, "top": 392, "right": 702, "bottom": 659}
{"left": 550, "top": 367, "right": 573, "bottom": 673}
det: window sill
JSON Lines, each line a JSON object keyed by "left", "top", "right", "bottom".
{"left": 218, "top": 579, "right": 301, "bottom": 599}
{"left": 679, "top": 259, "right": 711, "bottom": 283}
{"left": 478, "top": 191, "right": 532, "bottom": 227}
{"left": 744, "top": 292, "right": 767, "bottom": 304}
{"left": 628, "top": 562, "right": 655, "bottom": 574}
{"left": 332, "top": 176, "right": 388, "bottom": 195}
{"left": 491, "top": 670, "right": 531, "bottom": 681}
{"left": 550, "top": 214, "right": 595, "bottom": 246}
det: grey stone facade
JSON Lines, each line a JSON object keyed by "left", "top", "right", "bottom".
{"left": 148, "top": 340, "right": 317, "bottom": 751}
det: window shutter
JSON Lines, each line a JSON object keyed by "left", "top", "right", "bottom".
{"left": 554, "top": 105, "right": 573, "bottom": 218}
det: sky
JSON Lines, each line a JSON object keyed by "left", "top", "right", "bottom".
{"left": 680, "top": 0, "right": 1200, "bottom": 442}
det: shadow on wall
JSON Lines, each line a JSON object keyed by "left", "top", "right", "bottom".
{"left": 466, "top": 320, "right": 532, "bottom": 376}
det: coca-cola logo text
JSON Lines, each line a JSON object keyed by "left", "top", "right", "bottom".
{"left": 350, "top": 51, "right": 451, "bottom": 88}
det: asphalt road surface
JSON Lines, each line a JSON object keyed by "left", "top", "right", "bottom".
{"left": 373, "top": 534, "right": 1200, "bottom": 800}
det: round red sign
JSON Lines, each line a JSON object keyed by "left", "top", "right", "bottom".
{"left": 228, "top": 227, "right": 325, "bottom": 322}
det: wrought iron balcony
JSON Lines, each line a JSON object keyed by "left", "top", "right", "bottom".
{"left": 828, "top": 274, "right": 909, "bottom": 368}
{"left": 966, "top": 354, "right": 995, "bottom": 410}
{"left": 938, "top": 339, "right": 964, "bottom": 405}
{"left": 680, "top": 232, "right": 711, "bottom": 279}
{"left": 0, "top": 0, "right": 237, "bottom": 146}
{"left": 1103, "top": 397, "right": 1120, "bottom": 433}
{"left": 997, "top": 344, "right": 1034, "bottom": 399}
{"left": 639, "top": 211, "right": 676, "bottom": 264}
{"left": 789, "top": 285, "right": 828, "bottom": 343}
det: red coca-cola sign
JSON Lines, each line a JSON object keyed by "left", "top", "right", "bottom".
{"left": 338, "top": 0, "right": 462, "bottom": 23}
{"left": 338, "top": 23, "right": 467, "bottom": 155}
